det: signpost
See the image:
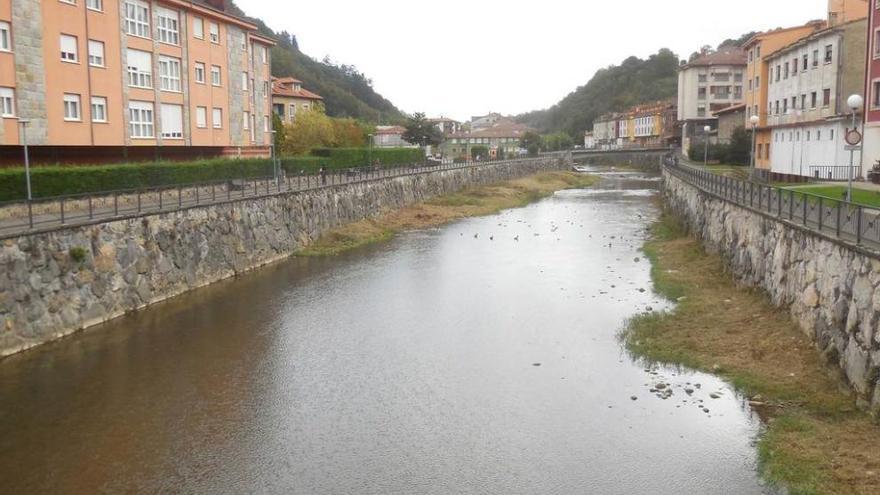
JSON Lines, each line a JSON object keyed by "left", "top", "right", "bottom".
{"left": 845, "top": 95, "right": 864, "bottom": 203}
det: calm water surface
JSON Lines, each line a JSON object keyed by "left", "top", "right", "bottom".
{"left": 0, "top": 169, "right": 767, "bottom": 494}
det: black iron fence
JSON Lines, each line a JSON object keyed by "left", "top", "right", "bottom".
{"left": 665, "top": 162, "right": 880, "bottom": 249}
{"left": 0, "top": 155, "right": 564, "bottom": 238}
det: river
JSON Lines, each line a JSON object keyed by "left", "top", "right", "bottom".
{"left": 0, "top": 168, "right": 766, "bottom": 494}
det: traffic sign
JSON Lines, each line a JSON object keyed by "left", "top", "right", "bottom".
{"left": 845, "top": 128, "right": 863, "bottom": 146}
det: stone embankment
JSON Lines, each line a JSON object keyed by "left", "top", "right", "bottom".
{"left": 663, "top": 168, "right": 880, "bottom": 411}
{"left": 0, "top": 156, "right": 569, "bottom": 357}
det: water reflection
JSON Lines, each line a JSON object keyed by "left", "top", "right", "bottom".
{"left": 0, "top": 169, "right": 765, "bottom": 494}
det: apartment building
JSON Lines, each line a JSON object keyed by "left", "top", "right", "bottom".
{"left": 443, "top": 120, "right": 532, "bottom": 159}
{"left": 677, "top": 48, "right": 747, "bottom": 156}
{"left": 863, "top": 0, "right": 880, "bottom": 172}
{"left": 591, "top": 114, "right": 619, "bottom": 150}
{"left": 0, "top": 0, "right": 274, "bottom": 163}
{"left": 763, "top": 18, "right": 866, "bottom": 178}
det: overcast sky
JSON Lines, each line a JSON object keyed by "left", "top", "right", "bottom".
{"left": 236, "top": 0, "right": 828, "bottom": 122}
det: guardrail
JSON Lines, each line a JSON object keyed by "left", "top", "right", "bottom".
{"left": 0, "top": 155, "right": 565, "bottom": 238}
{"left": 665, "top": 162, "right": 880, "bottom": 249}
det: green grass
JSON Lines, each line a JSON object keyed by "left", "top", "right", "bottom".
{"left": 782, "top": 185, "right": 880, "bottom": 208}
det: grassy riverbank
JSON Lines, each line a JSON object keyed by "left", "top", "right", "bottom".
{"left": 296, "top": 171, "right": 598, "bottom": 257}
{"left": 623, "top": 211, "right": 880, "bottom": 495}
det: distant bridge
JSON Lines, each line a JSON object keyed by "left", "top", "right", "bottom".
{"left": 571, "top": 147, "right": 671, "bottom": 169}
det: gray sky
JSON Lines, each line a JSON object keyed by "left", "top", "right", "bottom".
{"left": 236, "top": 0, "right": 828, "bottom": 122}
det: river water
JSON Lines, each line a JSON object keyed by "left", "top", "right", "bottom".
{"left": 0, "top": 169, "right": 766, "bottom": 494}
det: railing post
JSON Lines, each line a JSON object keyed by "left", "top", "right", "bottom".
{"left": 178, "top": 187, "right": 182, "bottom": 208}
{"left": 196, "top": 186, "right": 200, "bottom": 205}
{"left": 60, "top": 198, "right": 65, "bottom": 224}
{"left": 789, "top": 190, "right": 794, "bottom": 220}
{"left": 750, "top": 182, "right": 754, "bottom": 207}
{"left": 27, "top": 201, "right": 33, "bottom": 229}
{"left": 802, "top": 195, "right": 807, "bottom": 226}
{"left": 836, "top": 201, "right": 842, "bottom": 237}
{"left": 777, "top": 189, "right": 782, "bottom": 217}
{"left": 114, "top": 193, "right": 118, "bottom": 216}
{"left": 857, "top": 206, "right": 863, "bottom": 244}
{"left": 137, "top": 191, "right": 142, "bottom": 213}
{"left": 818, "top": 197, "right": 823, "bottom": 232}
{"left": 88, "top": 196, "right": 93, "bottom": 219}
{"left": 212, "top": 184, "right": 216, "bottom": 202}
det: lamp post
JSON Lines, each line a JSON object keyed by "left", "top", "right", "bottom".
{"left": 749, "top": 115, "right": 760, "bottom": 180}
{"left": 703, "top": 125, "right": 711, "bottom": 167}
{"left": 846, "top": 94, "right": 864, "bottom": 203}
{"left": 18, "top": 119, "right": 32, "bottom": 201}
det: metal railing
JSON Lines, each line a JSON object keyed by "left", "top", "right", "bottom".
{"left": 808, "top": 165, "right": 855, "bottom": 181}
{"left": 0, "top": 155, "right": 564, "bottom": 238}
{"left": 665, "top": 162, "right": 880, "bottom": 249}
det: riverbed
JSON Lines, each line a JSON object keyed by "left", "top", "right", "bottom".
{"left": 0, "top": 168, "right": 766, "bottom": 494}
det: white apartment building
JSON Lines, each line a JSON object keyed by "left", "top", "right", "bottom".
{"left": 592, "top": 115, "right": 618, "bottom": 150}
{"left": 677, "top": 49, "right": 747, "bottom": 121}
{"left": 764, "top": 19, "right": 866, "bottom": 178}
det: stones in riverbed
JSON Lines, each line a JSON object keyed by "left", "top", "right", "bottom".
{"left": 532, "top": 363, "right": 542, "bottom": 367}
{"left": 630, "top": 396, "right": 638, "bottom": 401}
{"left": 709, "top": 393, "right": 721, "bottom": 399}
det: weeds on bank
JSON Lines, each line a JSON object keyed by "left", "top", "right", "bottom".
{"left": 296, "top": 171, "right": 599, "bottom": 257}
{"left": 623, "top": 210, "right": 880, "bottom": 495}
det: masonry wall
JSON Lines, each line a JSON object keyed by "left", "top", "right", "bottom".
{"left": 663, "top": 168, "right": 880, "bottom": 411}
{"left": 0, "top": 156, "right": 569, "bottom": 357}
{"left": 575, "top": 150, "right": 665, "bottom": 170}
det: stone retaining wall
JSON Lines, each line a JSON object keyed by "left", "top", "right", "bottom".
{"left": 663, "top": 168, "right": 880, "bottom": 411}
{"left": 0, "top": 156, "right": 568, "bottom": 357}
{"left": 574, "top": 150, "right": 665, "bottom": 171}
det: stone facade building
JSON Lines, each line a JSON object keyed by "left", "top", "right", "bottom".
{"left": 0, "top": 0, "right": 274, "bottom": 164}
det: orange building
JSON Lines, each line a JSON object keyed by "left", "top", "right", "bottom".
{"left": 0, "top": 0, "right": 274, "bottom": 163}
{"left": 743, "top": 22, "right": 826, "bottom": 169}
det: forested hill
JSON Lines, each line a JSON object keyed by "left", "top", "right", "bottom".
{"left": 516, "top": 49, "right": 680, "bottom": 138}
{"left": 228, "top": 2, "right": 405, "bottom": 123}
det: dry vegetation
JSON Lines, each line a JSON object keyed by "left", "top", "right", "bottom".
{"left": 624, "top": 210, "right": 880, "bottom": 495}
{"left": 296, "top": 171, "right": 599, "bottom": 257}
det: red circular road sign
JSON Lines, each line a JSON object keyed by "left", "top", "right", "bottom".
{"left": 845, "top": 128, "right": 862, "bottom": 146}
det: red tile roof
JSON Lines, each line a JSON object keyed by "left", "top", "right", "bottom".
{"left": 271, "top": 77, "right": 323, "bottom": 100}
{"left": 682, "top": 48, "right": 747, "bottom": 68}
{"left": 374, "top": 126, "right": 406, "bottom": 136}
{"left": 449, "top": 120, "right": 534, "bottom": 139}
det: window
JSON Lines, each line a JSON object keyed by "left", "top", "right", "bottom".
{"left": 211, "top": 65, "right": 221, "bottom": 86}
{"left": 63, "top": 93, "right": 81, "bottom": 121}
{"left": 792, "top": 58, "right": 798, "bottom": 74}
{"left": 784, "top": 62, "right": 789, "bottom": 79}
{"left": 0, "top": 87, "right": 14, "bottom": 117}
{"left": 698, "top": 74, "right": 707, "bottom": 83}
{"left": 807, "top": 131, "right": 811, "bottom": 141}
{"left": 243, "top": 111, "right": 250, "bottom": 130}
{"left": 124, "top": 0, "right": 150, "bottom": 38}
{"left": 783, "top": 99, "right": 788, "bottom": 113}
{"left": 196, "top": 106, "right": 207, "bottom": 128}
{"left": 88, "top": 40, "right": 104, "bottom": 67}
{"left": 129, "top": 101, "right": 154, "bottom": 138}
{"left": 193, "top": 18, "right": 204, "bottom": 39}
{"left": 158, "top": 55, "right": 181, "bottom": 92}
{"left": 811, "top": 92, "right": 817, "bottom": 108}
{"left": 775, "top": 65, "right": 780, "bottom": 82}
{"left": 289, "top": 103, "right": 297, "bottom": 120}
{"left": 302, "top": 103, "right": 310, "bottom": 112}
{"left": 823, "top": 88, "right": 831, "bottom": 107}
{"left": 824, "top": 44, "right": 833, "bottom": 64}
{"left": 126, "top": 49, "right": 152, "bottom": 88}
{"left": 160, "top": 103, "right": 183, "bottom": 138}
{"left": 90, "top": 96, "right": 107, "bottom": 122}
{"left": 875, "top": 28, "right": 880, "bottom": 58}
{"left": 755, "top": 76, "right": 760, "bottom": 88}
{"left": 791, "top": 97, "right": 797, "bottom": 110}
{"left": 873, "top": 81, "right": 880, "bottom": 108}
{"left": 802, "top": 54, "right": 808, "bottom": 71}
{"left": 156, "top": 7, "right": 180, "bottom": 45}
{"left": 263, "top": 115, "right": 269, "bottom": 132}
{"left": 801, "top": 94, "right": 806, "bottom": 109}
{"left": 812, "top": 49, "right": 819, "bottom": 67}
{"left": 86, "top": 0, "right": 102, "bottom": 10}
{"left": 756, "top": 45, "right": 761, "bottom": 58}
{"left": 830, "top": 129, "right": 834, "bottom": 140}
{"left": 212, "top": 107, "right": 222, "bottom": 128}
{"left": 748, "top": 50, "right": 753, "bottom": 62}
{"left": 209, "top": 22, "right": 219, "bottom": 43}
{"left": 775, "top": 100, "right": 780, "bottom": 114}
{"left": 194, "top": 62, "right": 205, "bottom": 83}
{"left": 262, "top": 80, "right": 269, "bottom": 98}
{"left": 817, "top": 130, "right": 822, "bottom": 140}
{"left": 60, "top": 34, "right": 78, "bottom": 62}
{"left": 748, "top": 79, "right": 752, "bottom": 91}
{"left": 260, "top": 45, "right": 268, "bottom": 64}
{"left": 0, "top": 22, "right": 11, "bottom": 52}
{"left": 241, "top": 34, "right": 247, "bottom": 51}
{"left": 242, "top": 72, "right": 248, "bottom": 91}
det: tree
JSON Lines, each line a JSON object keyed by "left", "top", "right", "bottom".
{"left": 402, "top": 112, "right": 443, "bottom": 147}
{"left": 272, "top": 113, "right": 286, "bottom": 151}
{"left": 471, "top": 146, "right": 489, "bottom": 161}
{"left": 281, "top": 108, "right": 336, "bottom": 156}
{"left": 520, "top": 131, "right": 542, "bottom": 157}
{"left": 726, "top": 126, "right": 751, "bottom": 166}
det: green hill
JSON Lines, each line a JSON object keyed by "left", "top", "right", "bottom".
{"left": 517, "top": 49, "right": 680, "bottom": 138}
{"left": 229, "top": 2, "right": 405, "bottom": 123}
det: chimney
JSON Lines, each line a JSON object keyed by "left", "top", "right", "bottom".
{"left": 203, "top": 0, "right": 227, "bottom": 11}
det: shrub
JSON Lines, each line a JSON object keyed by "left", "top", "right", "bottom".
{"left": 309, "top": 147, "right": 423, "bottom": 167}
{"left": 69, "top": 246, "right": 87, "bottom": 263}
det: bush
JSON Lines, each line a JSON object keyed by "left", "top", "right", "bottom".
{"left": 0, "top": 158, "right": 276, "bottom": 201}
{"left": 688, "top": 126, "right": 752, "bottom": 166}
{"left": 309, "top": 147, "right": 423, "bottom": 167}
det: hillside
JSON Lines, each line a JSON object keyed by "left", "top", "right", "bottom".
{"left": 517, "top": 49, "right": 680, "bottom": 138}
{"left": 229, "top": 2, "right": 405, "bottom": 123}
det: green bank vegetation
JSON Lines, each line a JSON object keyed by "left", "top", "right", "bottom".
{"left": 296, "top": 171, "right": 599, "bottom": 257}
{"left": 782, "top": 184, "right": 880, "bottom": 209}
{"left": 623, "top": 211, "right": 880, "bottom": 495}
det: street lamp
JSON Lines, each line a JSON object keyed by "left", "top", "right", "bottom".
{"left": 18, "top": 119, "right": 32, "bottom": 201}
{"left": 703, "top": 125, "right": 712, "bottom": 167}
{"left": 749, "top": 114, "right": 760, "bottom": 179}
{"left": 846, "top": 94, "right": 864, "bottom": 202}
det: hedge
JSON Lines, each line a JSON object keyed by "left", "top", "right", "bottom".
{"left": 0, "top": 152, "right": 425, "bottom": 201}
{"left": 310, "top": 147, "right": 424, "bottom": 168}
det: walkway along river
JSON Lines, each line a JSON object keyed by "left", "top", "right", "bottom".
{"left": 0, "top": 168, "right": 767, "bottom": 493}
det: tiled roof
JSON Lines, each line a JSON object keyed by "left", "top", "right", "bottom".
{"left": 374, "top": 126, "right": 406, "bottom": 135}
{"left": 271, "top": 77, "right": 323, "bottom": 100}
{"left": 449, "top": 120, "right": 533, "bottom": 139}
{"left": 683, "top": 48, "right": 747, "bottom": 68}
